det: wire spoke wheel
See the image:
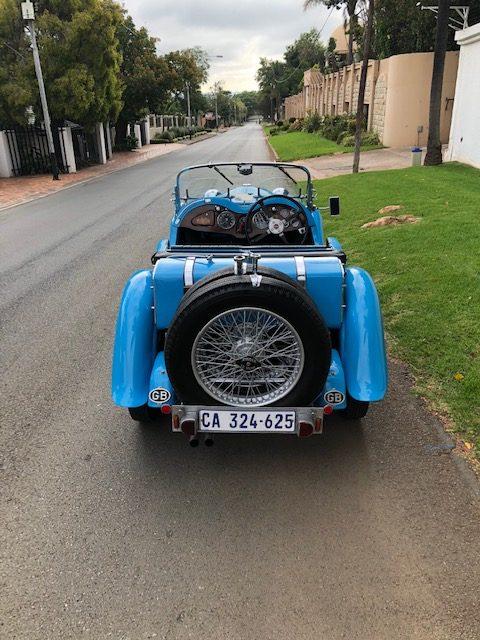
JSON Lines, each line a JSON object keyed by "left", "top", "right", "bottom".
{"left": 192, "top": 307, "right": 305, "bottom": 407}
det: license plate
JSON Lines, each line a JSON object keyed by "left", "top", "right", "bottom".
{"left": 198, "top": 409, "right": 296, "bottom": 433}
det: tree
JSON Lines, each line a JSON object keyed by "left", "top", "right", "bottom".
{"left": 352, "top": 0, "right": 374, "bottom": 173}
{"left": 424, "top": 0, "right": 449, "bottom": 166}
{"left": 256, "top": 29, "right": 326, "bottom": 119}
{"left": 372, "top": 1, "right": 480, "bottom": 59}
{"left": 163, "top": 47, "right": 209, "bottom": 115}
{"left": 234, "top": 91, "right": 260, "bottom": 116}
{"left": 0, "top": 0, "right": 123, "bottom": 128}
{"left": 256, "top": 58, "right": 287, "bottom": 120}
{"left": 284, "top": 28, "right": 326, "bottom": 84}
{"left": 0, "top": 0, "right": 35, "bottom": 126}
{"left": 115, "top": 14, "right": 174, "bottom": 142}
{"left": 304, "top": 0, "right": 360, "bottom": 65}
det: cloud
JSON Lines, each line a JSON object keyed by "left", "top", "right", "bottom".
{"left": 122, "top": 0, "right": 342, "bottom": 91}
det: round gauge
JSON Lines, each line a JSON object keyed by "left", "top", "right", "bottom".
{"left": 252, "top": 211, "right": 269, "bottom": 230}
{"left": 216, "top": 210, "right": 236, "bottom": 230}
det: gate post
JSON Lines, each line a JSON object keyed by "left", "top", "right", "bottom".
{"left": 0, "top": 131, "right": 14, "bottom": 177}
{"left": 60, "top": 126, "right": 77, "bottom": 173}
{"left": 134, "top": 124, "right": 142, "bottom": 148}
{"left": 95, "top": 122, "right": 107, "bottom": 164}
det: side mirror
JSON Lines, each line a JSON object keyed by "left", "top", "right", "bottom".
{"left": 329, "top": 196, "right": 340, "bottom": 216}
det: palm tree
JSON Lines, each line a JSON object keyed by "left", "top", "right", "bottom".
{"left": 424, "top": 0, "right": 449, "bottom": 165}
{"left": 304, "top": 0, "right": 359, "bottom": 65}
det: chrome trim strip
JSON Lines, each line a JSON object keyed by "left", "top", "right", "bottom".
{"left": 184, "top": 256, "right": 196, "bottom": 288}
{"left": 294, "top": 255, "right": 306, "bottom": 285}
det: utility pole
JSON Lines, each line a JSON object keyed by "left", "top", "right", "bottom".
{"left": 215, "top": 90, "right": 219, "bottom": 132}
{"left": 21, "top": 1, "right": 60, "bottom": 180}
{"left": 185, "top": 81, "right": 192, "bottom": 139}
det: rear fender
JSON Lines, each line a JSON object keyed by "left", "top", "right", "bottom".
{"left": 340, "top": 267, "right": 388, "bottom": 402}
{"left": 112, "top": 270, "right": 156, "bottom": 407}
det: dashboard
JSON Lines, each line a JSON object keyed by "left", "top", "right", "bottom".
{"left": 178, "top": 201, "right": 309, "bottom": 244}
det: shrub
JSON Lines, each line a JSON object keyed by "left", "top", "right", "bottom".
{"left": 114, "top": 134, "right": 138, "bottom": 151}
{"left": 288, "top": 117, "right": 296, "bottom": 124}
{"left": 288, "top": 119, "right": 303, "bottom": 132}
{"left": 276, "top": 120, "right": 283, "bottom": 127}
{"left": 341, "top": 131, "right": 381, "bottom": 147}
{"left": 269, "top": 128, "right": 279, "bottom": 136}
{"left": 341, "top": 134, "right": 356, "bottom": 147}
{"left": 362, "top": 131, "right": 380, "bottom": 146}
{"left": 303, "top": 111, "right": 322, "bottom": 133}
{"left": 157, "top": 130, "right": 174, "bottom": 142}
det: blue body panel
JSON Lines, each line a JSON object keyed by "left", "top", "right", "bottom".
{"left": 314, "top": 349, "right": 347, "bottom": 409}
{"left": 153, "top": 255, "right": 344, "bottom": 329}
{"left": 340, "top": 267, "right": 388, "bottom": 402}
{"left": 327, "top": 236, "right": 342, "bottom": 251}
{"left": 112, "top": 270, "right": 156, "bottom": 408}
{"left": 147, "top": 352, "right": 177, "bottom": 407}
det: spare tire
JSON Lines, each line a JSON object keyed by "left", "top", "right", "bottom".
{"left": 165, "top": 271, "right": 331, "bottom": 407}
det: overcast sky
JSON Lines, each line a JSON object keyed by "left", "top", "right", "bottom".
{"left": 122, "top": 0, "right": 343, "bottom": 92}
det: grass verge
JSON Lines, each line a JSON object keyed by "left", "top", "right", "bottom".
{"left": 264, "top": 128, "right": 382, "bottom": 162}
{"left": 315, "top": 163, "right": 480, "bottom": 455}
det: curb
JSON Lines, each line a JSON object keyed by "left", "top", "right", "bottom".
{"left": 264, "top": 132, "right": 279, "bottom": 162}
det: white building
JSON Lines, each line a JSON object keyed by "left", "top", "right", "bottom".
{"left": 446, "top": 22, "right": 480, "bottom": 168}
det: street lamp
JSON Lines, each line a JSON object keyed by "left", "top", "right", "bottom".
{"left": 21, "top": 1, "right": 60, "bottom": 180}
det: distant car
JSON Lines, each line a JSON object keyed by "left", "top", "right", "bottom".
{"left": 112, "top": 162, "right": 387, "bottom": 445}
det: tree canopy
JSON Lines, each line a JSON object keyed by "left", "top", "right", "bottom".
{"left": 0, "top": 0, "right": 123, "bottom": 128}
{"left": 0, "top": 0, "right": 210, "bottom": 132}
{"left": 256, "top": 28, "right": 326, "bottom": 118}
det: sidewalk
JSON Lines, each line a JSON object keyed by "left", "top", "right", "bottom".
{"left": 296, "top": 147, "right": 423, "bottom": 179}
{"left": 0, "top": 142, "right": 184, "bottom": 211}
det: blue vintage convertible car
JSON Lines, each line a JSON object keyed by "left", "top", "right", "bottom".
{"left": 112, "top": 162, "right": 387, "bottom": 444}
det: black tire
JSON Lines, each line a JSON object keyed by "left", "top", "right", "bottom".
{"left": 128, "top": 405, "right": 152, "bottom": 422}
{"left": 165, "top": 273, "right": 331, "bottom": 407}
{"left": 177, "top": 265, "right": 302, "bottom": 315}
{"left": 343, "top": 394, "right": 369, "bottom": 419}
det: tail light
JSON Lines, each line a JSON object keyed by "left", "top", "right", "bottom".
{"left": 181, "top": 419, "right": 195, "bottom": 438}
{"left": 298, "top": 421, "right": 314, "bottom": 438}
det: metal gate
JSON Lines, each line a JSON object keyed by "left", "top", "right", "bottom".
{"left": 70, "top": 127, "right": 99, "bottom": 169}
{"left": 4, "top": 125, "right": 68, "bottom": 176}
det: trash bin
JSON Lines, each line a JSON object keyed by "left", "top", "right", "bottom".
{"left": 411, "top": 147, "right": 422, "bottom": 166}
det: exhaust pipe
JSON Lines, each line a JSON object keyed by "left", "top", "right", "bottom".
{"left": 189, "top": 435, "right": 199, "bottom": 447}
{"left": 204, "top": 436, "right": 215, "bottom": 447}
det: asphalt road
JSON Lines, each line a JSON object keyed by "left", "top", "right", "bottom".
{"left": 1, "top": 123, "right": 479, "bottom": 640}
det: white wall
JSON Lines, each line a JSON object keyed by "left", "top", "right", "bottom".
{"left": 446, "top": 23, "right": 480, "bottom": 168}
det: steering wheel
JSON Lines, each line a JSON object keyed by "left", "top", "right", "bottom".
{"left": 244, "top": 195, "right": 307, "bottom": 245}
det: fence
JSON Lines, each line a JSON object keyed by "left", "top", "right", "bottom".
{"left": 70, "top": 126, "right": 99, "bottom": 168}
{"left": 3, "top": 125, "right": 69, "bottom": 176}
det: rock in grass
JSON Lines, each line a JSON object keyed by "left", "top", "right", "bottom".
{"left": 378, "top": 204, "right": 403, "bottom": 214}
{"left": 362, "top": 215, "right": 420, "bottom": 229}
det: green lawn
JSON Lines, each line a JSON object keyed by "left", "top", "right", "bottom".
{"left": 263, "top": 126, "right": 383, "bottom": 162}
{"left": 315, "top": 163, "right": 480, "bottom": 453}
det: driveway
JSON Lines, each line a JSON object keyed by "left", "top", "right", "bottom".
{"left": 1, "top": 123, "right": 479, "bottom": 640}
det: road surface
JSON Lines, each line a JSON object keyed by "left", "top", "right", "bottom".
{"left": 1, "top": 123, "right": 479, "bottom": 640}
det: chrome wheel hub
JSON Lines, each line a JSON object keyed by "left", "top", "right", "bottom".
{"left": 192, "top": 307, "right": 304, "bottom": 407}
